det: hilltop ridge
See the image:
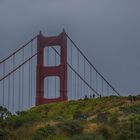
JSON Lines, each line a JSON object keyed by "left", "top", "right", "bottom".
{"left": 0, "top": 96, "right": 140, "bottom": 140}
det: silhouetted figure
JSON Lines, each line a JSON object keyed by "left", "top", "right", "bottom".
{"left": 93, "top": 94, "right": 95, "bottom": 99}
{"left": 133, "top": 96, "right": 136, "bottom": 102}
{"left": 99, "top": 94, "right": 102, "bottom": 99}
{"left": 90, "top": 95, "right": 92, "bottom": 99}
{"left": 84, "top": 95, "right": 88, "bottom": 100}
{"left": 130, "top": 95, "right": 133, "bottom": 104}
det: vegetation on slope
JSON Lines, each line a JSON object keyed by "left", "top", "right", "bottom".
{"left": 0, "top": 95, "right": 140, "bottom": 140}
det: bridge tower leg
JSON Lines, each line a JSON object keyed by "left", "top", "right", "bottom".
{"left": 36, "top": 31, "right": 67, "bottom": 106}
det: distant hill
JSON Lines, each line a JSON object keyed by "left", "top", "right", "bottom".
{"left": 0, "top": 96, "right": 140, "bottom": 140}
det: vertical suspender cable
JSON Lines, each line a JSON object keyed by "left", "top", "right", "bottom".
{"left": 54, "top": 47, "right": 57, "bottom": 98}
{"left": 77, "top": 51, "right": 79, "bottom": 99}
{"left": 47, "top": 48, "right": 49, "bottom": 97}
{"left": 102, "top": 79, "right": 103, "bottom": 96}
{"left": 74, "top": 73, "right": 76, "bottom": 99}
{"left": 30, "top": 41, "right": 33, "bottom": 106}
{"left": 113, "top": 90, "right": 116, "bottom": 96}
{"left": 74, "top": 47, "right": 76, "bottom": 99}
{"left": 8, "top": 75, "right": 10, "bottom": 109}
{"left": 112, "top": 89, "right": 114, "bottom": 96}
{"left": 84, "top": 59, "right": 85, "bottom": 96}
{"left": 80, "top": 80, "right": 82, "bottom": 98}
{"left": 28, "top": 41, "right": 33, "bottom": 107}
{"left": 2, "top": 62, "right": 5, "bottom": 106}
{"left": 70, "top": 42, "right": 72, "bottom": 99}
{"left": 29, "top": 58, "right": 31, "bottom": 107}
{"left": 12, "top": 55, "right": 15, "bottom": 111}
{"left": 18, "top": 68, "right": 21, "bottom": 111}
{"left": 107, "top": 84, "right": 109, "bottom": 96}
{"left": 21, "top": 48, "right": 24, "bottom": 110}
{"left": 90, "top": 66, "right": 92, "bottom": 96}
{"left": 96, "top": 72, "right": 98, "bottom": 94}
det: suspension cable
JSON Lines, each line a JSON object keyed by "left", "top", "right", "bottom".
{"left": 66, "top": 33, "right": 120, "bottom": 96}
{"left": 0, "top": 35, "right": 37, "bottom": 64}
{"left": 51, "top": 46, "right": 100, "bottom": 96}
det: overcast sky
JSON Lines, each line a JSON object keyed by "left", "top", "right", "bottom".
{"left": 0, "top": 0, "right": 140, "bottom": 95}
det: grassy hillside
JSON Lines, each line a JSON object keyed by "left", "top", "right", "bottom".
{"left": 0, "top": 96, "right": 140, "bottom": 140}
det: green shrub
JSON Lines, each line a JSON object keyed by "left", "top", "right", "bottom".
{"left": 0, "top": 106, "right": 11, "bottom": 120}
{"left": 16, "top": 110, "right": 27, "bottom": 115}
{"left": 128, "top": 116, "right": 140, "bottom": 139}
{"left": 72, "top": 134, "right": 105, "bottom": 140}
{"left": 0, "top": 106, "right": 11, "bottom": 129}
{"left": 73, "top": 110, "right": 88, "bottom": 121}
{"left": 120, "top": 104, "right": 140, "bottom": 114}
{"left": 72, "top": 134, "right": 94, "bottom": 140}
{"left": 33, "top": 124, "right": 56, "bottom": 140}
{"left": 96, "top": 112, "right": 108, "bottom": 124}
{"left": 47, "top": 136, "right": 69, "bottom": 140}
{"left": 7, "top": 111, "right": 39, "bottom": 128}
{"left": 7, "top": 115, "right": 22, "bottom": 128}
{"left": 108, "top": 112, "right": 118, "bottom": 124}
{"left": 117, "top": 131, "right": 130, "bottom": 140}
{"left": 73, "top": 110, "right": 82, "bottom": 120}
{"left": 0, "top": 128, "right": 9, "bottom": 140}
{"left": 59, "top": 120, "right": 83, "bottom": 136}
{"left": 97, "top": 125, "right": 110, "bottom": 140}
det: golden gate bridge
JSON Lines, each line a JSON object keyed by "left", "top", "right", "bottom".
{"left": 0, "top": 30, "right": 120, "bottom": 112}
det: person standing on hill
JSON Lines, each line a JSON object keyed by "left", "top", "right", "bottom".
{"left": 84, "top": 95, "right": 88, "bottom": 99}
{"left": 129, "top": 95, "right": 136, "bottom": 104}
{"left": 90, "top": 95, "right": 92, "bottom": 99}
{"left": 131, "top": 95, "right": 133, "bottom": 104}
{"left": 92, "top": 94, "right": 95, "bottom": 99}
{"left": 133, "top": 96, "right": 136, "bottom": 102}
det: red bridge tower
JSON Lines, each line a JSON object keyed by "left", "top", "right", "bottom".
{"left": 36, "top": 31, "right": 67, "bottom": 106}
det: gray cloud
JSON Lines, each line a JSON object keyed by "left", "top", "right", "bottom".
{"left": 0, "top": 0, "right": 140, "bottom": 95}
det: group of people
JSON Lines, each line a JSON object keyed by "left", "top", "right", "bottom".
{"left": 84, "top": 94, "right": 102, "bottom": 99}
{"left": 84, "top": 94, "right": 138, "bottom": 103}
{"left": 129, "top": 95, "right": 137, "bottom": 103}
